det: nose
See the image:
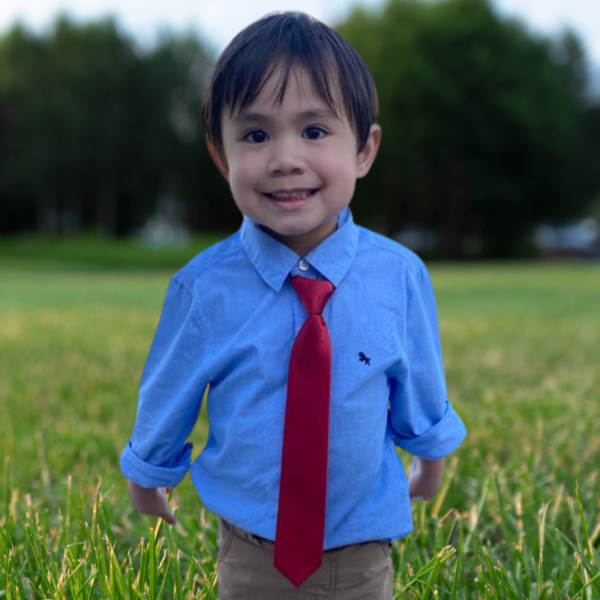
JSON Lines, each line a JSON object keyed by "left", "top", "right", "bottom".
{"left": 266, "top": 136, "right": 305, "bottom": 177}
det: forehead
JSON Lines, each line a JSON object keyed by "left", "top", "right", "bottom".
{"left": 227, "top": 64, "right": 343, "bottom": 119}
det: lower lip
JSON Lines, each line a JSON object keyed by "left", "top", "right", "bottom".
{"left": 266, "top": 192, "right": 316, "bottom": 211}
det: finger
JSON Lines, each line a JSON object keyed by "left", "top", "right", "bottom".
{"left": 159, "top": 495, "right": 176, "bottom": 525}
{"left": 161, "top": 510, "right": 177, "bottom": 526}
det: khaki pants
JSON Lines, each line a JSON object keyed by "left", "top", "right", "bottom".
{"left": 217, "top": 519, "right": 394, "bottom": 600}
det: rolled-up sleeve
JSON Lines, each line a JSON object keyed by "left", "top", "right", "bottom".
{"left": 120, "top": 276, "right": 208, "bottom": 488}
{"left": 387, "top": 263, "right": 466, "bottom": 460}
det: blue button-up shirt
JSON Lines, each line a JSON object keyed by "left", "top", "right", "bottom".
{"left": 120, "top": 207, "right": 466, "bottom": 548}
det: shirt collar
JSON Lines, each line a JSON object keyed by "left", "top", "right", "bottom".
{"left": 240, "top": 207, "right": 358, "bottom": 291}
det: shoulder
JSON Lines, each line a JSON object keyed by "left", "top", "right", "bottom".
{"left": 170, "top": 231, "right": 244, "bottom": 293}
{"left": 356, "top": 226, "right": 429, "bottom": 289}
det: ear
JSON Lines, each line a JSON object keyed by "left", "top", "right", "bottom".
{"left": 356, "top": 124, "right": 381, "bottom": 179}
{"left": 207, "top": 141, "right": 229, "bottom": 180}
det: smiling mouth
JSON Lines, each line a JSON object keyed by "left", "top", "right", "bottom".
{"left": 264, "top": 189, "right": 318, "bottom": 201}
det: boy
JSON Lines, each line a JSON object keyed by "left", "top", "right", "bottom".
{"left": 121, "top": 11, "right": 466, "bottom": 600}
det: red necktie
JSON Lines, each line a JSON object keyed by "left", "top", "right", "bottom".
{"left": 274, "top": 275, "right": 335, "bottom": 588}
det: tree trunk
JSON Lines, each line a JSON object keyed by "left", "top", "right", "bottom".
{"left": 64, "top": 181, "right": 82, "bottom": 235}
{"left": 441, "top": 159, "right": 466, "bottom": 259}
{"left": 412, "top": 157, "right": 431, "bottom": 229}
{"left": 97, "top": 185, "right": 116, "bottom": 237}
{"left": 37, "top": 193, "right": 58, "bottom": 235}
{"left": 381, "top": 165, "right": 400, "bottom": 238}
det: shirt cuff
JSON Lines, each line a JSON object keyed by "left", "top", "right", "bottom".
{"left": 391, "top": 403, "right": 467, "bottom": 459}
{"left": 120, "top": 441, "right": 193, "bottom": 488}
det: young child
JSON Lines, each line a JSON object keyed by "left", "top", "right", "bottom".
{"left": 121, "top": 11, "right": 466, "bottom": 600}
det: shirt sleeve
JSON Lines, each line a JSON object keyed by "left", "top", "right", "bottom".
{"left": 120, "top": 276, "right": 208, "bottom": 488}
{"left": 387, "top": 262, "right": 466, "bottom": 459}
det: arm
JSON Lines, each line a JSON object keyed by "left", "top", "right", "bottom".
{"left": 387, "top": 262, "right": 466, "bottom": 498}
{"left": 120, "top": 277, "right": 209, "bottom": 520}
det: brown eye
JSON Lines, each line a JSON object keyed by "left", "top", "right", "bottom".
{"left": 304, "top": 127, "right": 326, "bottom": 140}
{"left": 244, "top": 130, "right": 268, "bottom": 143}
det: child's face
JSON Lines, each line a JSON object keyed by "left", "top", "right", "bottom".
{"left": 215, "top": 68, "right": 380, "bottom": 256}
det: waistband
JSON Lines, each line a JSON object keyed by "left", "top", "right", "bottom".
{"left": 220, "top": 519, "right": 392, "bottom": 553}
{"left": 222, "top": 518, "right": 274, "bottom": 547}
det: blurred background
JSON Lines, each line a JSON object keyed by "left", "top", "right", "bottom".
{"left": 1, "top": 3, "right": 600, "bottom": 595}
{"left": 0, "top": 0, "right": 599, "bottom": 260}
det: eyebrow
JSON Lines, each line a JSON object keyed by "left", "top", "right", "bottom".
{"left": 232, "top": 108, "right": 338, "bottom": 126}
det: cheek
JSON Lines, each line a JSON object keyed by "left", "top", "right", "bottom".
{"left": 320, "top": 152, "right": 357, "bottom": 191}
{"left": 337, "top": 178, "right": 357, "bottom": 203}
{"left": 229, "top": 152, "right": 263, "bottom": 188}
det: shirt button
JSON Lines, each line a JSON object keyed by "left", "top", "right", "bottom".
{"left": 298, "top": 259, "right": 310, "bottom": 271}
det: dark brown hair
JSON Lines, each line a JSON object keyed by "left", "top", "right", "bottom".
{"left": 201, "top": 11, "right": 378, "bottom": 157}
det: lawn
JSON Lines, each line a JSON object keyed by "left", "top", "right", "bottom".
{"left": 1, "top": 243, "right": 599, "bottom": 598}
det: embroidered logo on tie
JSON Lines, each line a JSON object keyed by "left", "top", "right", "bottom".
{"left": 358, "top": 351, "right": 371, "bottom": 366}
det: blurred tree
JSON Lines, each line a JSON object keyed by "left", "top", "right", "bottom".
{"left": 0, "top": 93, "right": 9, "bottom": 152}
{"left": 49, "top": 17, "right": 134, "bottom": 236}
{"left": 0, "top": 17, "right": 226, "bottom": 236}
{"left": 0, "top": 25, "right": 53, "bottom": 233}
{"left": 1, "top": 4, "right": 598, "bottom": 255}
{"left": 552, "top": 30, "right": 600, "bottom": 223}
{"left": 338, "top": 0, "right": 600, "bottom": 257}
{"left": 586, "top": 104, "right": 600, "bottom": 180}
{"left": 141, "top": 32, "right": 234, "bottom": 233}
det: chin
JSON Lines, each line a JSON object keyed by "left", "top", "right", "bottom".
{"left": 262, "top": 224, "right": 307, "bottom": 237}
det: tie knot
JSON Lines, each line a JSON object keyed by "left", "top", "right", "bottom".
{"left": 291, "top": 276, "right": 334, "bottom": 315}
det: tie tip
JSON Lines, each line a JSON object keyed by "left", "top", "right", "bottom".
{"left": 273, "top": 556, "right": 323, "bottom": 588}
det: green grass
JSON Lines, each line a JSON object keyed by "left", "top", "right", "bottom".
{"left": 0, "top": 233, "right": 227, "bottom": 271}
{"left": 1, "top": 248, "right": 599, "bottom": 598}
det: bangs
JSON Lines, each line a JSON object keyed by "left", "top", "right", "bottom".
{"left": 222, "top": 23, "right": 340, "bottom": 120}
{"left": 202, "top": 12, "right": 378, "bottom": 154}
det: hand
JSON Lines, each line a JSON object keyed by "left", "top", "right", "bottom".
{"left": 127, "top": 480, "right": 177, "bottom": 525}
{"left": 408, "top": 458, "right": 444, "bottom": 501}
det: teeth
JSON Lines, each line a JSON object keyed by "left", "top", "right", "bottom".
{"left": 270, "top": 190, "right": 313, "bottom": 200}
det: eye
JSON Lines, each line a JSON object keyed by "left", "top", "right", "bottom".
{"left": 303, "top": 127, "right": 327, "bottom": 140}
{"left": 244, "top": 130, "right": 268, "bottom": 144}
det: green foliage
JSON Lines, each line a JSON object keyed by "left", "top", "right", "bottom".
{"left": 1, "top": 256, "right": 599, "bottom": 597}
{"left": 338, "top": 0, "right": 600, "bottom": 257}
{"left": 1, "top": 0, "right": 599, "bottom": 250}
{"left": 0, "top": 233, "right": 226, "bottom": 272}
{"left": 0, "top": 18, "right": 232, "bottom": 237}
